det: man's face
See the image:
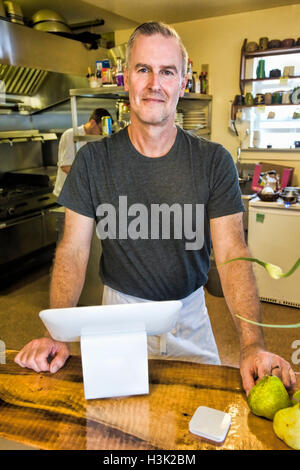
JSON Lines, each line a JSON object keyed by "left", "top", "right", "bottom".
{"left": 89, "top": 120, "right": 102, "bottom": 135}
{"left": 124, "top": 34, "right": 187, "bottom": 127}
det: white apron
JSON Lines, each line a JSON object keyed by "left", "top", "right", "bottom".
{"left": 102, "top": 285, "right": 221, "bottom": 365}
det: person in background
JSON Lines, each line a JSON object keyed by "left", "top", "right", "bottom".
{"left": 15, "top": 22, "right": 296, "bottom": 396}
{"left": 53, "top": 108, "right": 112, "bottom": 197}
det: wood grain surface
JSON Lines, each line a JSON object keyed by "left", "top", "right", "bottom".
{"left": 0, "top": 351, "right": 299, "bottom": 450}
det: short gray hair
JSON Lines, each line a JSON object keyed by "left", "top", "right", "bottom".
{"left": 125, "top": 21, "right": 188, "bottom": 77}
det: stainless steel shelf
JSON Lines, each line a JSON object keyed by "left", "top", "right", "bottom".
{"left": 70, "top": 87, "right": 212, "bottom": 101}
{"left": 69, "top": 87, "right": 127, "bottom": 98}
{"left": 0, "top": 131, "right": 57, "bottom": 144}
{"left": 73, "top": 134, "right": 105, "bottom": 142}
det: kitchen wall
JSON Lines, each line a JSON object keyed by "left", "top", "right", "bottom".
{"left": 115, "top": 3, "right": 300, "bottom": 185}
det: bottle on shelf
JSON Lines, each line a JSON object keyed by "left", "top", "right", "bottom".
{"left": 98, "top": 59, "right": 112, "bottom": 85}
{"left": 87, "top": 66, "right": 99, "bottom": 88}
{"left": 200, "top": 71, "right": 208, "bottom": 94}
{"left": 95, "top": 62, "right": 103, "bottom": 87}
{"left": 115, "top": 57, "right": 124, "bottom": 87}
{"left": 185, "top": 60, "right": 193, "bottom": 93}
{"left": 194, "top": 72, "right": 201, "bottom": 93}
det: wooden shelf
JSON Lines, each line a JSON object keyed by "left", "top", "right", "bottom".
{"left": 243, "top": 45, "right": 300, "bottom": 58}
{"left": 241, "top": 75, "right": 300, "bottom": 83}
{"left": 233, "top": 103, "right": 300, "bottom": 109}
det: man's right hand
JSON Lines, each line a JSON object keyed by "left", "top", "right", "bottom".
{"left": 14, "top": 338, "right": 70, "bottom": 374}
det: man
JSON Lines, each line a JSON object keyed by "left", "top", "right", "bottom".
{"left": 15, "top": 22, "right": 296, "bottom": 395}
{"left": 53, "top": 108, "right": 112, "bottom": 197}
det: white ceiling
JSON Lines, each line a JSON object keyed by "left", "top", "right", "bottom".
{"left": 15, "top": 0, "right": 300, "bottom": 33}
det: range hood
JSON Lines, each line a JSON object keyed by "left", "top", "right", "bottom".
{"left": 0, "top": 18, "right": 109, "bottom": 76}
{"left": 0, "top": 18, "right": 114, "bottom": 111}
{"left": 0, "top": 63, "right": 48, "bottom": 96}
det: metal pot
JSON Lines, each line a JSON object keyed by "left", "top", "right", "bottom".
{"left": 280, "top": 187, "right": 299, "bottom": 204}
{"left": 280, "top": 186, "right": 300, "bottom": 204}
{"left": 32, "top": 9, "right": 66, "bottom": 24}
{"left": 33, "top": 21, "right": 71, "bottom": 33}
{"left": 32, "top": 9, "right": 71, "bottom": 33}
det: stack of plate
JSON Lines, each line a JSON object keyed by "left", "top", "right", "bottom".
{"left": 183, "top": 110, "right": 207, "bottom": 130}
{"left": 175, "top": 111, "right": 184, "bottom": 128}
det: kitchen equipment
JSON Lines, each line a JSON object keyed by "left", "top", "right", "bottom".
{"left": 0, "top": 168, "right": 58, "bottom": 269}
{"left": 268, "top": 39, "right": 281, "bottom": 48}
{"left": 32, "top": 9, "right": 67, "bottom": 24}
{"left": 280, "top": 187, "right": 299, "bottom": 204}
{"left": 245, "top": 92, "right": 254, "bottom": 106}
{"left": 283, "top": 66, "right": 295, "bottom": 76}
{"left": 264, "top": 92, "right": 272, "bottom": 105}
{"left": 291, "top": 87, "right": 300, "bottom": 104}
{"left": 270, "top": 69, "right": 281, "bottom": 78}
{"left": 259, "top": 37, "right": 269, "bottom": 50}
{"left": 3, "top": 1, "right": 24, "bottom": 24}
{"left": 245, "top": 41, "right": 258, "bottom": 52}
{"left": 0, "top": 0, "right": 6, "bottom": 18}
{"left": 282, "top": 38, "right": 295, "bottom": 48}
{"left": 107, "top": 43, "right": 127, "bottom": 66}
{"left": 182, "top": 110, "right": 207, "bottom": 130}
{"left": 233, "top": 94, "right": 244, "bottom": 105}
{"left": 248, "top": 197, "right": 300, "bottom": 307}
{"left": 256, "top": 60, "right": 266, "bottom": 79}
{"left": 281, "top": 186, "right": 300, "bottom": 196}
{"left": 282, "top": 91, "right": 291, "bottom": 104}
{"left": 252, "top": 129, "right": 261, "bottom": 148}
{"left": 255, "top": 93, "right": 264, "bottom": 104}
{"left": 257, "top": 190, "right": 280, "bottom": 202}
{"left": 31, "top": 9, "right": 71, "bottom": 33}
{"left": 251, "top": 163, "right": 294, "bottom": 193}
{"left": 33, "top": 21, "right": 71, "bottom": 33}
{"left": 272, "top": 91, "right": 282, "bottom": 104}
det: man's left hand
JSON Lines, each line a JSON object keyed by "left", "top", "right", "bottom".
{"left": 240, "top": 344, "right": 297, "bottom": 396}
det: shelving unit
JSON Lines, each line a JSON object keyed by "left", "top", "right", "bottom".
{"left": 233, "top": 39, "right": 300, "bottom": 150}
{"left": 0, "top": 130, "right": 57, "bottom": 144}
{"left": 239, "top": 40, "right": 300, "bottom": 95}
{"left": 69, "top": 87, "right": 212, "bottom": 146}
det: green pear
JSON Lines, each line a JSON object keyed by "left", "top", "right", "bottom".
{"left": 273, "top": 403, "right": 300, "bottom": 450}
{"left": 247, "top": 375, "right": 291, "bottom": 420}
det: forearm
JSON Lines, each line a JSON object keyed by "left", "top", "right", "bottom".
{"left": 49, "top": 241, "right": 90, "bottom": 309}
{"left": 61, "top": 165, "right": 71, "bottom": 174}
{"left": 217, "top": 245, "right": 265, "bottom": 353}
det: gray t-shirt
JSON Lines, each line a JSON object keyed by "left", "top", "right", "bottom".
{"left": 58, "top": 126, "right": 244, "bottom": 301}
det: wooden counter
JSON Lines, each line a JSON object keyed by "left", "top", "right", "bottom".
{"left": 0, "top": 351, "right": 299, "bottom": 450}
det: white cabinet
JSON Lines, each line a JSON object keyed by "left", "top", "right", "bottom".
{"left": 248, "top": 198, "right": 300, "bottom": 307}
